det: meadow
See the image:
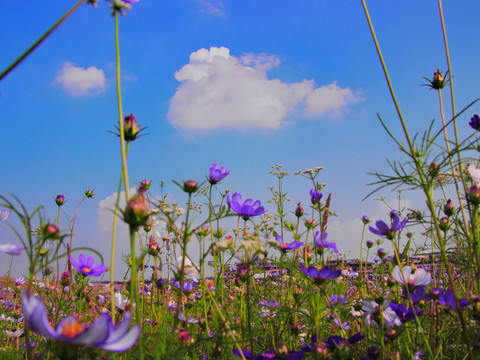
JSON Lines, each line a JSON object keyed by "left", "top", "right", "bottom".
{"left": 1, "top": 1, "right": 480, "bottom": 359}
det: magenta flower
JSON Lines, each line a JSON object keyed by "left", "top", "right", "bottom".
{"left": 227, "top": 192, "right": 266, "bottom": 220}
{"left": 70, "top": 254, "right": 107, "bottom": 277}
{"left": 208, "top": 162, "right": 230, "bottom": 185}
{"left": 22, "top": 293, "right": 141, "bottom": 352}
{"left": 299, "top": 265, "right": 341, "bottom": 284}
{"left": 369, "top": 214, "right": 407, "bottom": 240}
{"left": 275, "top": 235, "right": 303, "bottom": 251}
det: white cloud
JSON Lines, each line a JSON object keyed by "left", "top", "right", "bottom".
{"left": 196, "top": 0, "right": 226, "bottom": 17}
{"left": 167, "top": 47, "right": 359, "bottom": 132}
{"left": 55, "top": 62, "right": 106, "bottom": 96}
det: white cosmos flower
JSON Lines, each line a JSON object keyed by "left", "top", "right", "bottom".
{"left": 468, "top": 164, "right": 480, "bottom": 185}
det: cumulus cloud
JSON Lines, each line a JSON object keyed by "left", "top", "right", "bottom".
{"left": 97, "top": 188, "right": 137, "bottom": 239}
{"left": 167, "top": 46, "right": 359, "bottom": 132}
{"left": 196, "top": 0, "right": 226, "bottom": 17}
{"left": 55, "top": 62, "right": 106, "bottom": 96}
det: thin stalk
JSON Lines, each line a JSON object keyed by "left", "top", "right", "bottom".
{"left": 56, "top": 205, "right": 61, "bottom": 284}
{"left": 0, "top": 0, "right": 86, "bottom": 81}
{"left": 66, "top": 196, "right": 87, "bottom": 272}
{"left": 109, "top": 144, "right": 130, "bottom": 323}
{"left": 438, "top": 0, "right": 470, "bottom": 206}
{"left": 438, "top": 89, "right": 470, "bottom": 235}
{"left": 114, "top": 12, "right": 130, "bottom": 202}
{"left": 129, "top": 226, "right": 143, "bottom": 359}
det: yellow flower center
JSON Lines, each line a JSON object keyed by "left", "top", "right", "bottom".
{"left": 82, "top": 267, "right": 92, "bottom": 274}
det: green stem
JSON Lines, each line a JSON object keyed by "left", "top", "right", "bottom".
{"left": 114, "top": 12, "right": 131, "bottom": 202}
{"left": 0, "top": 0, "right": 86, "bottom": 81}
{"left": 129, "top": 226, "right": 143, "bottom": 359}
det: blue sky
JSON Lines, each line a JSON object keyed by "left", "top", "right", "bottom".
{"left": 1, "top": 1, "right": 480, "bottom": 280}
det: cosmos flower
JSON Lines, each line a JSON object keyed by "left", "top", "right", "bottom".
{"left": 468, "top": 164, "right": 480, "bottom": 185}
{"left": 0, "top": 209, "right": 11, "bottom": 222}
{"left": 22, "top": 293, "right": 141, "bottom": 352}
{"left": 0, "top": 243, "right": 23, "bottom": 256}
{"left": 274, "top": 235, "right": 303, "bottom": 251}
{"left": 232, "top": 348, "right": 305, "bottom": 360}
{"left": 313, "top": 231, "right": 339, "bottom": 253}
{"left": 70, "top": 254, "right": 107, "bottom": 277}
{"left": 309, "top": 188, "right": 323, "bottom": 204}
{"left": 208, "top": 162, "right": 230, "bottom": 185}
{"left": 469, "top": 114, "right": 480, "bottom": 131}
{"left": 226, "top": 192, "right": 266, "bottom": 220}
{"left": 437, "top": 289, "right": 470, "bottom": 311}
{"left": 362, "top": 300, "right": 402, "bottom": 328}
{"left": 299, "top": 265, "right": 342, "bottom": 284}
{"left": 389, "top": 302, "right": 424, "bottom": 322}
{"left": 369, "top": 214, "right": 407, "bottom": 240}
{"left": 391, "top": 266, "right": 431, "bottom": 289}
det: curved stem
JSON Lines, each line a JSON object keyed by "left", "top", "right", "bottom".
{"left": 0, "top": 0, "right": 86, "bottom": 81}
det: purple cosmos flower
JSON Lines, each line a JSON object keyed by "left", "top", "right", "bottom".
{"left": 369, "top": 215, "right": 407, "bottom": 240}
{"left": 469, "top": 114, "right": 480, "bottom": 131}
{"left": 402, "top": 286, "right": 430, "bottom": 304}
{"left": 313, "top": 231, "right": 339, "bottom": 253}
{"left": 208, "top": 162, "right": 230, "bottom": 185}
{"left": 437, "top": 289, "right": 470, "bottom": 310}
{"left": 389, "top": 302, "right": 423, "bottom": 322}
{"left": 227, "top": 192, "right": 266, "bottom": 220}
{"left": 0, "top": 243, "right": 23, "bottom": 256}
{"left": 70, "top": 254, "right": 107, "bottom": 277}
{"left": 123, "top": 0, "right": 140, "bottom": 3}
{"left": 362, "top": 300, "right": 402, "bottom": 328}
{"left": 299, "top": 265, "right": 341, "bottom": 284}
{"left": 391, "top": 266, "right": 431, "bottom": 289}
{"left": 0, "top": 209, "right": 11, "bottom": 222}
{"left": 275, "top": 235, "right": 303, "bottom": 251}
{"left": 22, "top": 293, "right": 140, "bottom": 352}
{"left": 259, "top": 299, "right": 282, "bottom": 308}
{"left": 309, "top": 188, "right": 323, "bottom": 204}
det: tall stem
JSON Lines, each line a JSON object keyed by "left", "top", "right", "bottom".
{"left": 114, "top": 12, "right": 130, "bottom": 202}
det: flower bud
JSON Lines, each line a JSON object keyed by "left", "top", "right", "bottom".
{"left": 305, "top": 219, "right": 315, "bottom": 230}
{"left": 444, "top": 199, "right": 455, "bottom": 217}
{"left": 124, "top": 192, "right": 149, "bottom": 228}
{"left": 377, "top": 248, "right": 386, "bottom": 259}
{"left": 140, "top": 179, "right": 151, "bottom": 191}
{"left": 428, "top": 162, "right": 439, "bottom": 177}
{"left": 147, "top": 236, "right": 159, "bottom": 256}
{"left": 183, "top": 180, "right": 199, "bottom": 194}
{"left": 84, "top": 188, "right": 94, "bottom": 199}
{"left": 439, "top": 217, "right": 450, "bottom": 232}
{"left": 42, "top": 223, "right": 59, "bottom": 239}
{"left": 55, "top": 194, "right": 66, "bottom": 206}
{"left": 60, "top": 271, "right": 71, "bottom": 287}
{"left": 376, "top": 238, "right": 382, "bottom": 246}
{"left": 123, "top": 113, "right": 141, "bottom": 141}
{"left": 468, "top": 184, "right": 480, "bottom": 205}
{"left": 361, "top": 215, "right": 370, "bottom": 224}
{"left": 295, "top": 202, "right": 304, "bottom": 218}
{"left": 198, "top": 226, "right": 209, "bottom": 237}
{"left": 424, "top": 68, "right": 447, "bottom": 90}
{"left": 366, "top": 240, "right": 374, "bottom": 248}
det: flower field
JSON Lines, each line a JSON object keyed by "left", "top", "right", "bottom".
{"left": 2, "top": 1, "right": 480, "bottom": 359}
